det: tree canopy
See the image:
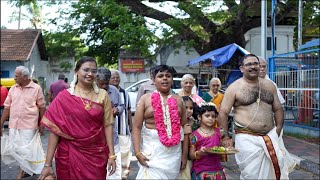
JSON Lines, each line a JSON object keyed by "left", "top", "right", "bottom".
{"left": 12, "top": 0, "right": 320, "bottom": 65}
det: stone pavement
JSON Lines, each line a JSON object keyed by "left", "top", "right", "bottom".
{"left": 126, "top": 135, "right": 320, "bottom": 179}
{"left": 283, "top": 135, "right": 320, "bottom": 175}
{"left": 1, "top": 128, "right": 319, "bottom": 179}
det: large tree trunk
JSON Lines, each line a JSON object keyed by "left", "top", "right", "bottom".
{"left": 119, "top": 0, "right": 296, "bottom": 56}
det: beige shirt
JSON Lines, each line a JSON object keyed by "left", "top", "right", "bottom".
{"left": 4, "top": 81, "right": 46, "bottom": 129}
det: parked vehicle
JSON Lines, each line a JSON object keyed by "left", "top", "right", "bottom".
{"left": 125, "top": 78, "right": 197, "bottom": 114}
{"left": 0, "top": 78, "right": 15, "bottom": 89}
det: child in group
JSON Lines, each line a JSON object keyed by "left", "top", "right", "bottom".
{"left": 189, "top": 102, "right": 226, "bottom": 180}
{"left": 183, "top": 96, "right": 200, "bottom": 132}
{"left": 178, "top": 96, "right": 200, "bottom": 179}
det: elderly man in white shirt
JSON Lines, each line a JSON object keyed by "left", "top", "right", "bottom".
{"left": 258, "top": 56, "right": 286, "bottom": 104}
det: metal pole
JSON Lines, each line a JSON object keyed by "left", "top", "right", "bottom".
{"left": 270, "top": 0, "right": 276, "bottom": 80}
{"left": 298, "top": 0, "right": 303, "bottom": 50}
{"left": 261, "top": 0, "right": 267, "bottom": 60}
{"left": 18, "top": 5, "right": 21, "bottom": 29}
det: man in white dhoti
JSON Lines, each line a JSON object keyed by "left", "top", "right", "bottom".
{"left": 132, "top": 65, "right": 188, "bottom": 179}
{"left": 110, "top": 70, "right": 133, "bottom": 179}
{"left": 0, "top": 66, "right": 46, "bottom": 179}
{"left": 218, "top": 54, "right": 297, "bottom": 180}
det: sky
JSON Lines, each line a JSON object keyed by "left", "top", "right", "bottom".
{"left": 1, "top": 1, "right": 227, "bottom": 34}
{"left": 0, "top": 1, "right": 69, "bottom": 31}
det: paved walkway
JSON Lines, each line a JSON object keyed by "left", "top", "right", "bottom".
{"left": 1, "top": 128, "right": 319, "bottom": 179}
{"left": 127, "top": 135, "right": 320, "bottom": 179}
{"left": 283, "top": 135, "right": 320, "bottom": 175}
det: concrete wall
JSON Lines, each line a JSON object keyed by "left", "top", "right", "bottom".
{"left": 119, "top": 45, "right": 200, "bottom": 88}
{"left": 1, "top": 43, "right": 48, "bottom": 93}
{"left": 284, "top": 122, "right": 320, "bottom": 137}
{"left": 156, "top": 45, "right": 199, "bottom": 75}
{"left": 24, "top": 43, "right": 48, "bottom": 80}
{"left": 1, "top": 61, "right": 24, "bottom": 77}
{"left": 245, "top": 25, "right": 295, "bottom": 57}
{"left": 116, "top": 66, "right": 151, "bottom": 89}
{"left": 46, "top": 57, "right": 75, "bottom": 90}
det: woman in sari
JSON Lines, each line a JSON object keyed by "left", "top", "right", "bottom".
{"left": 201, "top": 77, "right": 224, "bottom": 111}
{"left": 177, "top": 74, "right": 203, "bottom": 106}
{"left": 38, "top": 57, "right": 116, "bottom": 180}
{"left": 132, "top": 65, "right": 188, "bottom": 179}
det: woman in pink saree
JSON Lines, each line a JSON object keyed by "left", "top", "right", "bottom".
{"left": 39, "top": 57, "right": 116, "bottom": 180}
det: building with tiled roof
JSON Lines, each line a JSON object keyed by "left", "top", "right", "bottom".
{"left": 1, "top": 29, "right": 48, "bottom": 90}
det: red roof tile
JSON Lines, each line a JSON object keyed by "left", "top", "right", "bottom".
{"left": 1, "top": 29, "right": 47, "bottom": 61}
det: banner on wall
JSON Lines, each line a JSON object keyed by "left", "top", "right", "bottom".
{"left": 120, "top": 59, "right": 145, "bottom": 73}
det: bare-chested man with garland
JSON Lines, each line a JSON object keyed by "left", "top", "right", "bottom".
{"left": 219, "top": 54, "right": 296, "bottom": 179}
{"left": 132, "top": 65, "right": 188, "bottom": 179}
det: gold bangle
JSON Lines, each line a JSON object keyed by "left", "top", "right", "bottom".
{"left": 109, "top": 155, "right": 116, "bottom": 160}
{"left": 194, "top": 151, "right": 200, "bottom": 160}
{"left": 135, "top": 152, "right": 143, "bottom": 157}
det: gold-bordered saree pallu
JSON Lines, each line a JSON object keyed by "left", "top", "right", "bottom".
{"left": 234, "top": 127, "right": 297, "bottom": 180}
{"left": 41, "top": 90, "right": 109, "bottom": 180}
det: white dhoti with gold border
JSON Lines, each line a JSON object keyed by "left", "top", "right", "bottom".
{"left": 1, "top": 129, "right": 45, "bottom": 175}
{"left": 136, "top": 126, "right": 183, "bottom": 179}
{"left": 235, "top": 127, "right": 298, "bottom": 180}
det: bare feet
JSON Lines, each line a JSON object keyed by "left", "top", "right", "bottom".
{"left": 16, "top": 169, "right": 23, "bottom": 180}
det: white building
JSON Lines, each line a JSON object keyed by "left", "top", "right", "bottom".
{"left": 119, "top": 25, "right": 295, "bottom": 88}
{"left": 245, "top": 25, "right": 295, "bottom": 57}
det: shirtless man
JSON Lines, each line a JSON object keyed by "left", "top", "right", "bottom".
{"left": 132, "top": 65, "right": 188, "bottom": 179}
{"left": 218, "top": 54, "right": 294, "bottom": 179}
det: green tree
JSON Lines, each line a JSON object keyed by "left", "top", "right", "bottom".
{"left": 58, "top": 0, "right": 156, "bottom": 65}
{"left": 43, "top": 30, "right": 88, "bottom": 61}
{"left": 13, "top": 0, "right": 319, "bottom": 65}
{"left": 9, "top": 0, "right": 44, "bottom": 29}
{"left": 58, "top": 0, "right": 320, "bottom": 65}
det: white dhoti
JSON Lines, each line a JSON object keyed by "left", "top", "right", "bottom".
{"left": 107, "top": 144, "right": 122, "bottom": 179}
{"left": 119, "top": 135, "right": 132, "bottom": 168}
{"left": 235, "top": 127, "right": 298, "bottom": 180}
{"left": 1, "top": 129, "right": 45, "bottom": 175}
{"left": 136, "top": 126, "right": 183, "bottom": 179}
{"left": 119, "top": 134, "right": 132, "bottom": 177}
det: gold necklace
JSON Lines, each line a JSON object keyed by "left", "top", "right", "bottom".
{"left": 78, "top": 87, "right": 93, "bottom": 110}
{"left": 199, "top": 128, "right": 212, "bottom": 135}
{"left": 81, "top": 88, "right": 92, "bottom": 95}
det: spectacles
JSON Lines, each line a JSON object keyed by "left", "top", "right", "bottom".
{"left": 82, "top": 68, "right": 98, "bottom": 75}
{"left": 242, "top": 62, "right": 260, "bottom": 67}
{"left": 212, "top": 84, "right": 220, "bottom": 87}
{"left": 110, "top": 76, "right": 120, "bottom": 80}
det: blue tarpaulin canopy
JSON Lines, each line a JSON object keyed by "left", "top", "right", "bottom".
{"left": 187, "top": 43, "right": 250, "bottom": 67}
{"left": 298, "top": 38, "right": 320, "bottom": 50}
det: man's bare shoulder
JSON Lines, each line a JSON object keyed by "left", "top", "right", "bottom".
{"left": 226, "top": 78, "right": 243, "bottom": 91}
{"left": 260, "top": 77, "right": 276, "bottom": 90}
{"left": 140, "top": 93, "right": 151, "bottom": 101}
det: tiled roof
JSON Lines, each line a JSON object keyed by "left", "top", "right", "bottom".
{"left": 1, "top": 29, "right": 47, "bottom": 61}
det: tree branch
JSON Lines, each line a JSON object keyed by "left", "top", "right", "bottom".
{"left": 275, "top": 1, "right": 296, "bottom": 24}
{"left": 224, "top": 0, "right": 237, "bottom": 11}
{"left": 117, "top": 0, "right": 201, "bottom": 40}
{"left": 176, "top": 1, "right": 217, "bottom": 34}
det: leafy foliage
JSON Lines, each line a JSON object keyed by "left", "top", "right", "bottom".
{"left": 54, "top": 0, "right": 156, "bottom": 65}
{"left": 10, "top": 0, "right": 319, "bottom": 66}
{"left": 43, "top": 30, "right": 88, "bottom": 61}
{"left": 9, "top": 0, "right": 44, "bottom": 29}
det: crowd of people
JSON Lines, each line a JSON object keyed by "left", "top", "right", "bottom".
{"left": 0, "top": 54, "right": 298, "bottom": 180}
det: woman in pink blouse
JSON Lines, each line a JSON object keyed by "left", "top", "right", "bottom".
{"left": 178, "top": 74, "right": 203, "bottom": 106}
